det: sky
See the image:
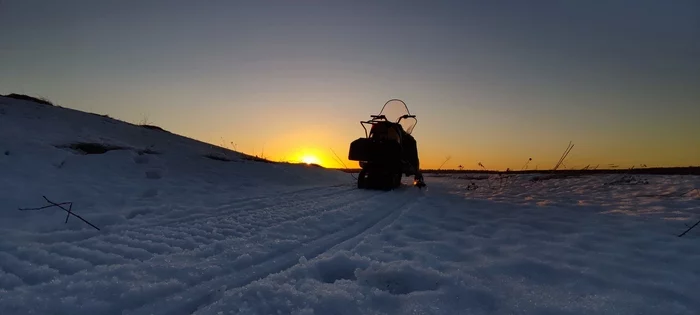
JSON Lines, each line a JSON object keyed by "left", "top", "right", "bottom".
{"left": 1, "top": 0, "right": 699, "bottom": 170}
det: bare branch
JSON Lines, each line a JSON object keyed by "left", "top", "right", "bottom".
{"left": 65, "top": 202, "right": 73, "bottom": 224}
{"left": 329, "top": 148, "right": 357, "bottom": 180}
{"left": 437, "top": 155, "right": 451, "bottom": 171}
{"left": 678, "top": 219, "right": 700, "bottom": 237}
{"left": 19, "top": 196, "right": 100, "bottom": 231}
{"left": 42, "top": 196, "right": 100, "bottom": 230}
{"left": 19, "top": 202, "right": 72, "bottom": 211}
{"left": 553, "top": 142, "right": 574, "bottom": 171}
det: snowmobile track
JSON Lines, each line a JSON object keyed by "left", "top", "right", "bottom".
{"left": 0, "top": 184, "right": 424, "bottom": 315}
{"left": 0, "top": 184, "right": 367, "bottom": 293}
{"left": 10, "top": 183, "right": 356, "bottom": 246}
{"left": 132, "top": 184, "right": 359, "bottom": 229}
{"left": 123, "top": 189, "right": 421, "bottom": 315}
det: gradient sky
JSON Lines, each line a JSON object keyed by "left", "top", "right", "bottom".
{"left": 2, "top": 0, "right": 699, "bottom": 169}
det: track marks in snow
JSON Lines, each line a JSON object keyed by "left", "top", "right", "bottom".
{"left": 192, "top": 190, "right": 528, "bottom": 315}
{"left": 2, "top": 184, "right": 359, "bottom": 280}
{"left": 10, "top": 245, "right": 93, "bottom": 276}
{"left": 18, "top": 184, "right": 357, "bottom": 249}
{"left": 78, "top": 238, "right": 154, "bottom": 261}
{"left": 131, "top": 184, "right": 354, "bottom": 228}
{"left": 42, "top": 242, "right": 131, "bottom": 266}
{"left": 127, "top": 189, "right": 420, "bottom": 315}
{"left": 197, "top": 252, "right": 455, "bottom": 315}
{"left": 0, "top": 184, "right": 412, "bottom": 315}
{"left": 0, "top": 269, "right": 23, "bottom": 290}
{"left": 99, "top": 233, "right": 179, "bottom": 255}
{"left": 0, "top": 252, "right": 61, "bottom": 286}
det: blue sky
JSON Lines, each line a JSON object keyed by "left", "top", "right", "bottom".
{"left": 2, "top": 0, "right": 698, "bottom": 169}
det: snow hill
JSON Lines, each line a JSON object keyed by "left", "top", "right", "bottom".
{"left": 1, "top": 95, "right": 699, "bottom": 315}
{"left": 0, "top": 95, "right": 348, "bottom": 229}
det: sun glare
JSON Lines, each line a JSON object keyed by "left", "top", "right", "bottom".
{"left": 301, "top": 155, "right": 320, "bottom": 165}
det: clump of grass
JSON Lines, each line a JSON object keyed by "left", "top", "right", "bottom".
{"left": 204, "top": 140, "right": 238, "bottom": 162}
{"left": 136, "top": 114, "right": 169, "bottom": 132}
{"left": 3, "top": 93, "right": 55, "bottom": 106}
{"left": 242, "top": 155, "right": 275, "bottom": 163}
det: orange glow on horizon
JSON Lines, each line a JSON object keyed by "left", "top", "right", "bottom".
{"left": 301, "top": 154, "right": 320, "bottom": 165}
{"left": 201, "top": 124, "right": 699, "bottom": 172}
{"left": 288, "top": 148, "right": 331, "bottom": 167}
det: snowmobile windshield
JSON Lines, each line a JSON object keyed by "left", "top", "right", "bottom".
{"left": 378, "top": 99, "right": 417, "bottom": 134}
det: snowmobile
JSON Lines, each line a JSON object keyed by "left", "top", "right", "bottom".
{"left": 348, "top": 99, "right": 426, "bottom": 190}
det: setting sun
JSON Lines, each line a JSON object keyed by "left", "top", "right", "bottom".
{"left": 301, "top": 155, "right": 320, "bottom": 165}
{"left": 290, "top": 147, "right": 332, "bottom": 167}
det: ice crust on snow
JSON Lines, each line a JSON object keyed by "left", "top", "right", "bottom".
{"left": 1, "top": 96, "right": 699, "bottom": 314}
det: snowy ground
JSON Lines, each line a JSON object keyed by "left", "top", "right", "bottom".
{"left": 1, "top": 96, "right": 699, "bottom": 315}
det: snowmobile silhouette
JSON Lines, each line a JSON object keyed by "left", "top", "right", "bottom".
{"left": 348, "top": 99, "right": 426, "bottom": 190}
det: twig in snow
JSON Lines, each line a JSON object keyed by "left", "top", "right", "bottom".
{"left": 477, "top": 162, "right": 493, "bottom": 189}
{"left": 553, "top": 141, "right": 574, "bottom": 171}
{"left": 437, "top": 155, "right": 452, "bottom": 171}
{"left": 678, "top": 219, "right": 700, "bottom": 237}
{"left": 329, "top": 148, "right": 357, "bottom": 180}
{"left": 19, "top": 196, "right": 100, "bottom": 231}
{"left": 17, "top": 201, "right": 72, "bottom": 211}
{"left": 64, "top": 202, "right": 73, "bottom": 223}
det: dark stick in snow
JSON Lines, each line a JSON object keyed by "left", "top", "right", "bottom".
{"left": 678, "top": 219, "right": 700, "bottom": 237}
{"left": 64, "top": 202, "right": 73, "bottom": 223}
{"left": 330, "top": 147, "right": 357, "bottom": 180}
{"left": 18, "top": 201, "right": 71, "bottom": 210}
{"left": 18, "top": 196, "right": 100, "bottom": 231}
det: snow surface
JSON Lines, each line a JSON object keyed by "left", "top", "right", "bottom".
{"left": 1, "top": 96, "right": 699, "bottom": 315}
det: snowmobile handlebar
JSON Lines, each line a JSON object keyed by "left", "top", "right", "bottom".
{"left": 395, "top": 114, "right": 416, "bottom": 125}
{"left": 360, "top": 114, "right": 418, "bottom": 137}
{"left": 369, "top": 114, "right": 415, "bottom": 122}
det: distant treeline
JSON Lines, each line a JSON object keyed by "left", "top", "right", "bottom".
{"left": 334, "top": 167, "right": 700, "bottom": 176}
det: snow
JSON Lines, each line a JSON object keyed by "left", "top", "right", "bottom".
{"left": 1, "top": 96, "right": 699, "bottom": 315}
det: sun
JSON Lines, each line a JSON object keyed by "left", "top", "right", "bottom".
{"left": 301, "top": 155, "right": 320, "bottom": 165}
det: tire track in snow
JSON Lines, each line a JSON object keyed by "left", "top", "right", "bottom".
{"left": 116, "top": 186, "right": 369, "bottom": 255}
{"left": 132, "top": 184, "right": 356, "bottom": 229}
{"left": 0, "top": 184, "right": 360, "bottom": 280}
{"left": 148, "top": 187, "right": 363, "bottom": 234}
{"left": 192, "top": 190, "right": 428, "bottom": 315}
{"left": 9, "top": 184, "right": 353, "bottom": 246}
{"left": 125, "top": 188, "right": 422, "bottom": 315}
{"left": 0, "top": 186, "right": 359, "bottom": 290}
{"left": 0, "top": 185, "right": 389, "bottom": 314}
